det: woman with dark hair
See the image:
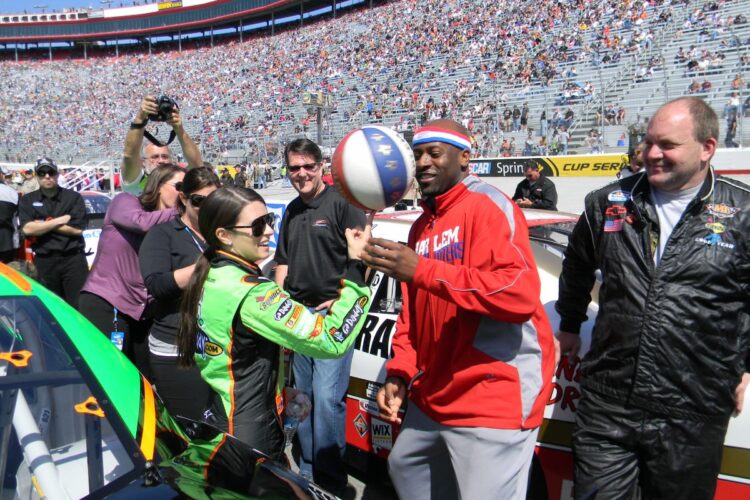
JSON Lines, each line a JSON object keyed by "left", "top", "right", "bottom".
{"left": 79, "top": 164, "right": 183, "bottom": 376}
{"left": 139, "top": 167, "right": 220, "bottom": 420}
{"left": 177, "top": 186, "right": 371, "bottom": 460}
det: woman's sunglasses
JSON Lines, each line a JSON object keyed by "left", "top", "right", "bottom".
{"left": 188, "top": 194, "right": 207, "bottom": 207}
{"left": 227, "top": 213, "right": 276, "bottom": 237}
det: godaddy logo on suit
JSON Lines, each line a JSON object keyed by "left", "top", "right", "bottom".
{"left": 330, "top": 297, "right": 368, "bottom": 342}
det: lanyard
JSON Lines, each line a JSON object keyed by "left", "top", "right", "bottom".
{"left": 184, "top": 226, "right": 206, "bottom": 253}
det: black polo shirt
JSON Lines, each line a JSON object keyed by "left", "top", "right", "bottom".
{"left": 18, "top": 187, "right": 86, "bottom": 256}
{"left": 276, "top": 185, "right": 366, "bottom": 304}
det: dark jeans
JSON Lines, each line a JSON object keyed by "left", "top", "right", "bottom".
{"left": 78, "top": 291, "right": 152, "bottom": 379}
{"left": 293, "top": 335, "right": 354, "bottom": 490}
{"left": 35, "top": 252, "right": 88, "bottom": 309}
{"left": 149, "top": 351, "right": 211, "bottom": 422}
{"left": 573, "top": 390, "right": 728, "bottom": 500}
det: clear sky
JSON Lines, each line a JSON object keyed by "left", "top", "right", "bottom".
{"left": 3, "top": 1, "right": 144, "bottom": 14}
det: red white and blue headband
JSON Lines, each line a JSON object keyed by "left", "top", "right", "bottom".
{"left": 412, "top": 126, "right": 472, "bottom": 152}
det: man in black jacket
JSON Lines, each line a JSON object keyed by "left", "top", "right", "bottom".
{"left": 556, "top": 96, "right": 750, "bottom": 499}
{"left": 512, "top": 162, "right": 558, "bottom": 210}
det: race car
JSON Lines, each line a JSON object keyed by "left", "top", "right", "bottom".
{"left": 0, "top": 263, "right": 336, "bottom": 499}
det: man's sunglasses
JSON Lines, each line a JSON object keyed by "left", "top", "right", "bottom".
{"left": 227, "top": 213, "right": 276, "bottom": 237}
{"left": 287, "top": 162, "right": 320, "bottom": 174}
{"left": 188, "top": 194, "right": 207, "bottom": 207}
{"left": 36, "top": 169, "right": 56, "bottom": 178}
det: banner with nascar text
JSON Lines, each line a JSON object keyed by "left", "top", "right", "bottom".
{"left": 469, "top": 154, "right": 628, "bottom": 178}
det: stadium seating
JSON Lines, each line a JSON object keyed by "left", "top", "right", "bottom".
{"left": 0, "top": 0, "right": 748, "bottom": 165}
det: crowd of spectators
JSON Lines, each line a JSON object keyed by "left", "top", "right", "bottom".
{"left": 0, "top": 0, "right": 743, "bottom": 163}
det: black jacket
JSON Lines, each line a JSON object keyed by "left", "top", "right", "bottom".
{"left": 557, "top": 169, "right": 750, "bottom": 421}
{"left": 512, "top": 176, "right": 558, "bottom": 210}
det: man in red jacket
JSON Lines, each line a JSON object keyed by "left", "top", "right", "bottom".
{"left": 363, "top": 119, "right": 556, "bottom": 498}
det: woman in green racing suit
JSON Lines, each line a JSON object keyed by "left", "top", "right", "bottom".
{"left": 177, "top": 186, "right": 372, "bottom": 461}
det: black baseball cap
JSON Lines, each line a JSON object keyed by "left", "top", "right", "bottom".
{"left": 35, "top": 157, "right": 58, "bottom": 174}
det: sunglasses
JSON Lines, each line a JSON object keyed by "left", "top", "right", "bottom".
{"left": 36, "top": 169, "right": 56, "bottom": 178}
{"left": 287, "top": 162, "right": 320, "bottom": 174}
{"left": 188, "top": 194, "right": 207, "bottom": 207}
{"left": 227, "top": 213, "right": 276, "bottom": 237}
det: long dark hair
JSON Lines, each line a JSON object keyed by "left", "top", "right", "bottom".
{"left": 177, "top": 186, "right": 266, "bottom": 366}
{"left": 176, "top": 167, "right": 221, "bottom": 214}
{"left": 138, "top": 164, "right": 182, "bottom": 211}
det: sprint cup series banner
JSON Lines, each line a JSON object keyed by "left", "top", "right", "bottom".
{"left": 469, "top": 154, "right": 628, "bottom": 177}
{"left": 158, "top": 1, "right": 183, "bottom": 9}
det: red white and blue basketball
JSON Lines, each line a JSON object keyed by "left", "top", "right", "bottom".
{"left": 331, "top": 125, "right": 416, "bottom": 211}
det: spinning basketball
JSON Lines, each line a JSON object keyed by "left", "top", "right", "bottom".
{"left": 331, "top": 125, "right": 415, "bottom": 211}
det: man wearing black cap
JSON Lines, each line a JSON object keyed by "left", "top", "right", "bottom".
{"left": 18, "top": 158, "right": 88, "bottom": 308}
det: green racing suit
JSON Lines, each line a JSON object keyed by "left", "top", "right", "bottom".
{"left": 195, "top": 251, "right": 371, "bottom": 461}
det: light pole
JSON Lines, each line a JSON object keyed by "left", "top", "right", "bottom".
{"left": 599, "top": 61, "right": 606, "bottom": 153}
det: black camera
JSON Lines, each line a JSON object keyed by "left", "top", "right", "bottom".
{"left": 148, "top": 95, "right": 178, "bottom": 122}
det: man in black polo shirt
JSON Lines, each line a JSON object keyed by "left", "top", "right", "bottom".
{"left": 274, "top": 138, "right": 366, "bottom": 495}
{"left": 18, "top": 158, "right": 87, "bottom": 308}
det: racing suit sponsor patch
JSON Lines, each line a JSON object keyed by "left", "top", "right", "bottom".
{"left": 274, "top": 299, "right": 293, "bottom": 321}
{"left": 696, "top": 217, "right": 735, "bottom": 248}
{"left": 604, "top": 204, "right": 627, "bottom": 232}
{"left": 706, "top": 203, "right": 740, "bottom": 219}
{"left": 196, "top": 328, "right": 209, "bottom": 360}
{"left": 203, "top": 341, "right": 224, "bottom": 356}
{"left": 257, "top": 288, "right": 285, "bottom": 310}
{"left": 607, "top": 190, "right": 630, "bottom": 202}
{"left": 285, "top": 305, "right": 303, "bottom": 329}
{"left": 309, "top": 315, "right": 324, "bottom": 338}
{"left": 329, "top": 296, "right": 368, "bottom": 343}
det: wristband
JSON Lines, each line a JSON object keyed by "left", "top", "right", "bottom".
{"left": 130, "top": 120, "right": 148, "bottom": 129}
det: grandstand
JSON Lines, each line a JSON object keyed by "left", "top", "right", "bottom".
{"left": 0, "top": 0, "right": 747, "bottom": 167}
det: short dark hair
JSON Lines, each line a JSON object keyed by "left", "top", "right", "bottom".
{"left": 284, "top": 138, "right": 322, "bottom": 165}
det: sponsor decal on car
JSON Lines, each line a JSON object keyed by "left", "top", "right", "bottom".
{"left": 354, "top": 414, "right": 369, "bottom": 438}
{"left": 370, "top": 417, "right": 393, "bottom": 451}
{"left": 358, "top": 399, "right": 381, "bottom": 416}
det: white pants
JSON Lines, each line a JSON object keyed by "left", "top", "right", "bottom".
{"left": 388, "top": 402, "right": 539, "bottom": 500}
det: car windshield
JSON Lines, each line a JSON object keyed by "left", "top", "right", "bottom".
{"left": 0, "top": 296, "right": 137, "bottom": 498}
{"left": 82, "top": 194, "right": 111, "bottom": 216}
{"left": 528, "top": 221, "right": 576, "bottom": 256}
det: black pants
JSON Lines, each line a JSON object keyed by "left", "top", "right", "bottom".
{"left": 78, "top": 291, "right": 152, "bottom": 379}
{"left": 149, "top": 351, "right": 211, "bottom": 422}
{"left": 35, "top": 252, "right": 88, "bottom": 309}
{"left": 573, "top": 389, "right": 729, "bottom": 500}
{"left": 0, "top": 249, "right": 15, "bottom": 264}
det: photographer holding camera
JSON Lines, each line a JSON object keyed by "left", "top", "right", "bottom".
{"left": 122, "top": 95, "right": 203, "bottom": 195}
